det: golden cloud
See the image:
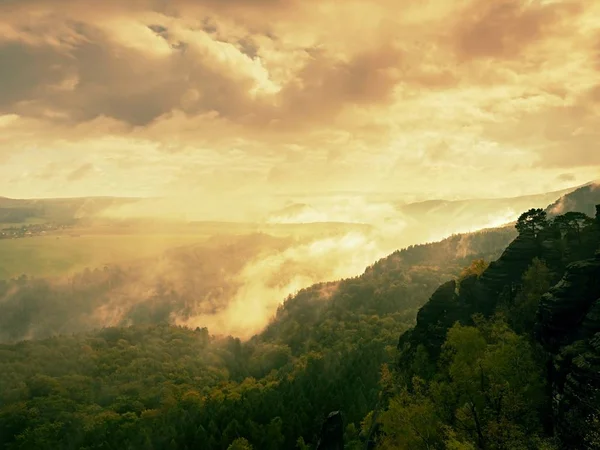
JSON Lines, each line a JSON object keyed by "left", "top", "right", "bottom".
{"left": 0, "top": 0, "right": 598, "bottom": 203}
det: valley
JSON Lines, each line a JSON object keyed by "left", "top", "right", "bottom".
{"left": 1, "top": 185, "right": 599, "bottom": 449}
{"left": 2, "top": 0, "right": 599, "bottom": 447}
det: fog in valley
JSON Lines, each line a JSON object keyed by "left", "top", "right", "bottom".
{"left": 0, "top": 186, "right": 581, "bottom": 341}
{"left": 2, "top": 0, "right": 600, "bottom": 447}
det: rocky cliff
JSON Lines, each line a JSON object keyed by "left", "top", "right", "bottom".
{"left": 538, "top": 251, "right": 600, "bottom": 448}
{"left": 397, "top": 203, "right": 600, "bottom": 447}
{"left": 398, "top": 232, "right": 560, "bottom": 360}
{"left": 538, "top": 252, "right": 600, "bottom": 350}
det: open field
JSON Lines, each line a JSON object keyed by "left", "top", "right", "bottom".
{"left": 0, "top": 221, "right": 375, "bottom": 280}
{"left": 0, "top": 233, "right": 212, "bottom": 279}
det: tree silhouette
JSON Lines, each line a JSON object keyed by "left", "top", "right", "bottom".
{"left": 554, "top": 212, "right": 593, "bottom": 243}
{"left": 515, "top": 209, "right": 548, "bottom": 238}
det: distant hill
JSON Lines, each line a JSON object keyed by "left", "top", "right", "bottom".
{"left": 397, "top": 186, "right": 578, "bottom": 231}
{"left": 0, "top": 181, "right": 599, "bottom": 449}
{"left": 1, "top": 184, "right": 584, "bottom": 229}
{"left": 546, "top": 181, "right": 600, "bottom": 216}
{"left": 399, "top": 188, "right": 573, "bottom": 215}
{"left": 262, "top": 186, "right": 580, "bottom": 253}
{"left": 266, "top": 203, "right": 319, "bottom": 223}
{"left": 0, "top": 196, "right": 141, "bottom": 225}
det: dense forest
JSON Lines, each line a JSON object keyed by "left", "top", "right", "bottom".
{"left": 0, "top": 226, "right": 516, "bottom": 343}
{"left": 1, "top": 187, "right": 600, "bottom": 449}
{"left": 380, "top": 205, "right": 600, "bottom": 449}
{"left": 0, "top": 233, "right": 298, "bottom": 342}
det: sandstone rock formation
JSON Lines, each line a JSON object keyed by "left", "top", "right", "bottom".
{"left": 538, "top": 252, "right": 600, "bottom": 448}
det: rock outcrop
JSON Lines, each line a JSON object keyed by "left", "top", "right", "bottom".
{"left": 537, "top": 251, "right": 600, "bottom": 448}
{"left": 398, "top": 280, "right": 457, "bottom": 356}
{"left": 478, "top": 234, "right": 539, "bottom": 296}
{"left": 399, "top": 214, "right": 600, "bottom": 358}
{"left": 398, "top": 234, "right": 543, "bottom": 358}
{"left": 397, "top": 202, "right": 600, "bottom": 447}
{"left": 537, "top": 252, "right": 600, "bottom": 350}
{"left": 552, "top": 333, "right": 600, "bottom": 449}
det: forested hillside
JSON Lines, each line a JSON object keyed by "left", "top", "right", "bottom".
{"left": 0, "top": 225, "right": 515, "bottom": 449}
{"left": 374, "top": 204, "right": 600, "bottom": 449}
{"left": 0, "top": 233, "right": 296, "bottom": 342}
{"left": 1, "top": 187, "right": 599, "bottom": 449}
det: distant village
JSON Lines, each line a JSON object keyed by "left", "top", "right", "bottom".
{"left": 0, "top": 223, "right": 71, "bottom": 239}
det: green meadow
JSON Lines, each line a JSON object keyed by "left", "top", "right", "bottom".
{"left": 0, "top": 233, "right": 210, "bottom": 279}
{"left": 0, "top": 216, "right": 375, "bottom": 280}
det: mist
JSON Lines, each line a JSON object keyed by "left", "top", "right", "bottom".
{"left": 0, "top": 185, "right": 580, "bottom": 342}
{"left": 177, "top": 231, "right": 386, "bottom": 338}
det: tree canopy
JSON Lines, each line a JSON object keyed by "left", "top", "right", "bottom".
{"left": 515, "top": 208, "right": 548, "bottom": 238}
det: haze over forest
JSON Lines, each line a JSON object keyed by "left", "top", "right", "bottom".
{"left": 2, "top": 185, "right": 594, "bottom": 341}
{"left": 1, "top": 1, "right": 600, "bottom": 449}
{"left": 2, "top": 0, "right": 600, "bottom": 341}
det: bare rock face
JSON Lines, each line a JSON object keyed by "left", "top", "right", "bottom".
{"left": 316, "top": 411, "right": 344, "bottom": 450}
{"left": 538, "top": 253, "right": 600, "bottom": 350}
{"left": 399, "top": 234, "right": 541, "bottom": 358}
{"left": 478, "top": 234, "right": 539, "bottom": 295}
{"left": 552, "top": 333, "right": 600, "bottom": 449}
{"left": 537, "top": 252, "right": 600, "bottom": 448}
{"left": 395, "top": 203, "right": 600, "bottom": 447}
{"left": 399, "top": 280, "right": 458, "bottom": 355}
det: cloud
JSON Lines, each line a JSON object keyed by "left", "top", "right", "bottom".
{"left": 0, "top": 0, "right": 599, "bottom": 201}
{"left": 0, "top": 12, "right": 405, "bottom": 131}
{"left": 176, "top": 231, "right": 388, "bottom": 338}
{"left": 0, "top": 13, "right": 274, "bottom": 126}
{"left": 66, "top": 162, "right": 96, "bottom": 181}
{"left": 484, "top": 100, "right": 600, "bottom": 168}
{"left": 0, "top": 180, "right": 572, "bottom": 341}
{"left": 558, "top": 173, "right": 576, "bottom": 182}
{"left": 454, "top": 0, "right": 584, "bottom": 61}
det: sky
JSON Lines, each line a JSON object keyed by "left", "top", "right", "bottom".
{"left": 1, "top": 0, "right": 599, "bottom": 212}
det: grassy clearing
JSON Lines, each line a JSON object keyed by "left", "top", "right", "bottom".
{"left": 0, "top": 233, "right": 210, "bottom": 279}
{"left": 0, "top": 221, "right": 373, "bottom": 280}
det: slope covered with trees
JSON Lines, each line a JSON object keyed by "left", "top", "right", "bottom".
{"left": 0, "top": 226, "right": 515, "bottom": 449}
{"left": 1, "top": 186, "right": 599, "bottom": 449}
{"left": 373, "top": 205, "right": 600, "bottom": 449}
